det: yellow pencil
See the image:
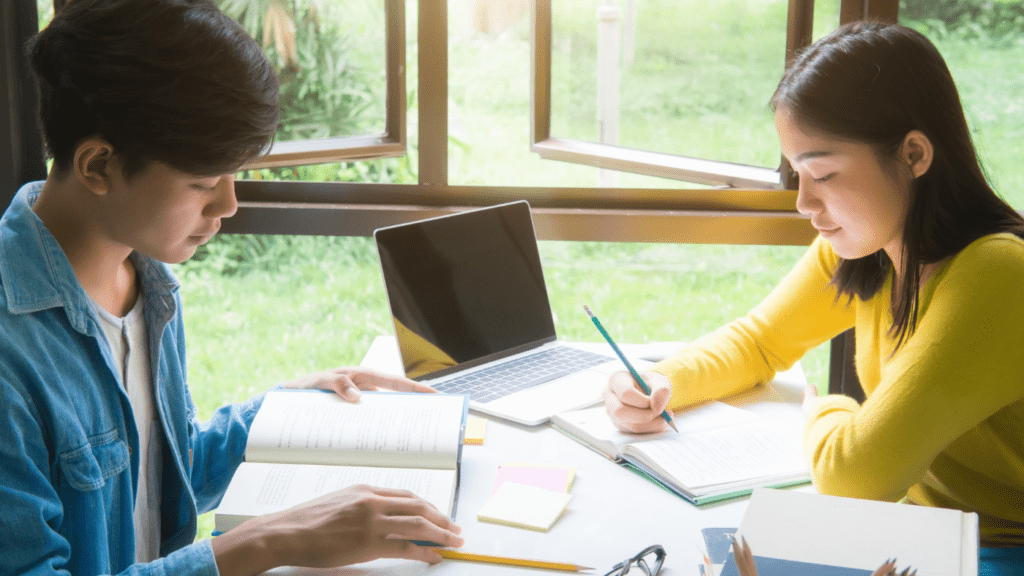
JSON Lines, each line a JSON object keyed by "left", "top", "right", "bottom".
{"left": 437, "top": 549, "right": 593, "bottom": 572}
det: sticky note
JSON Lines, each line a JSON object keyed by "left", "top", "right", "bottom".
{"left": 477, "top": 482, "right": 572, "bottom": 532}
{"left": 463, "top": 416, "right": 488, "bottom": 445}
{"left": 492, "top": 465, "right": 572, "bottom": 494}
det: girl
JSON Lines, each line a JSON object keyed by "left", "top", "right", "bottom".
{"left": 603, "top": 21, "right": 1024, "bottom": 575}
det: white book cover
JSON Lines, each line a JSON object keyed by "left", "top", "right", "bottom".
{"left": 723, "top": 488, "right": 979, "bottom": 576}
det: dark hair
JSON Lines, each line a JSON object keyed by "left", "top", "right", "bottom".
{"left": 27, "top": 0, "right": 279, "bottom": 178}
{"left": 770, "top": 21, "right": 1024, "bottom": 351}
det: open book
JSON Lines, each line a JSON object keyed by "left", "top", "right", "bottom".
{"left": 716, "top": 488, "right": 979, "bottom": 576}
{"left": 550, "top": 401, "right": 809, "bottom": 505}
{"left": 214, "top": 390, "right": 468, "bottom": 533}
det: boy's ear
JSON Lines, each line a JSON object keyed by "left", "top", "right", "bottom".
{"left": 901, "top": 130, "right": 934, "bottom": 179}
{"left": 73, "top": 138, "right": 117, "bottom": 196}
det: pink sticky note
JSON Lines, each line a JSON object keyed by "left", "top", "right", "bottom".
{"left": 491, "top": 465, "right": 571, "bottom": 494}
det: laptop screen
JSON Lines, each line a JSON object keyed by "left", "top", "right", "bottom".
{"left": 375, "top": 201, "right": 557, "bottom": 379}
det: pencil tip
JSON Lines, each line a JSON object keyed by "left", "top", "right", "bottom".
{"left": 582, "top": 305, "right": 594, "bottom": 317}
{"left": 577, "top": 566, "right": 595, "bottom": 571}
{"left": 668, "top": 419, "right": 679, "bottom": 432}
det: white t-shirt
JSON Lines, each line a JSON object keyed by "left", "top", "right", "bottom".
{"left": 93, "top": 295, "right": 162, "bottom": 563}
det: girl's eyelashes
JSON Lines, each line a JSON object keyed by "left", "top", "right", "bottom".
{"left": 813, "top": 172, "right": 837, "bottom": 183}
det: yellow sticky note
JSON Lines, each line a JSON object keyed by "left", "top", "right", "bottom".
{"left": 463, "top": 416, "right": 488, "bottom": 445}
{"left": 477, "top": 482, "right": 572, "bottom": 532}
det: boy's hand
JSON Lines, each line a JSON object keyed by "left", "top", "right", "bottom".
{"left": 267, "top": 485, "right": 463, "bottom": 567}
{"left": 283, "top": 367, "right": 436, "bottom": 402}
{"left": 602, "top": 370, "right": 673, "bottom": 434}
{"left": 213, "top": 485, "right": 464, "bottom": 575}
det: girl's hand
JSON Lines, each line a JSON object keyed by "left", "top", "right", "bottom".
{"left": 602, "top": 370, "right": 674, "bottom": 433}
{"left": 802, "top": 383, "right": 819, "bottom": 417}
{"left": 732, "top": 536, "right": 758, "bottom": 576}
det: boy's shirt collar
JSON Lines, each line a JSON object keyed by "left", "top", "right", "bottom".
{"left": 0, "top": 180, "right": 180, "bottom": 333}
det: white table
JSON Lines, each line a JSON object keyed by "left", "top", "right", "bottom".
{"left": 265, "top": 338, "right": 810, "bottom": 576}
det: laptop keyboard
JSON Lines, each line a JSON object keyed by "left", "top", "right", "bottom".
{"left": 431, "top": 346, "right": 612, "bottom": 403}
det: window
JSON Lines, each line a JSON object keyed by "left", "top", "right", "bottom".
{"left": 531, "top": 0, "right": 793, "bottom": 189}
{"left": 224, "top": 0, "right": 408, "bottom": 168}
{"left": 7, "top": 0, "right": 901, "bottom": 242}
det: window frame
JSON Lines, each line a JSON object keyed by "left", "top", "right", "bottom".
{"left": 1, "top": 0, "right": 47, "bottom": 197}
{"left": 529, "top": 0, "right": 810, "bottom": 189}
{"left": 4, "top": 0, "right": 898, "bottom": 246}
{"left": 243, "top": 0, "right": 407, "bottom": 169}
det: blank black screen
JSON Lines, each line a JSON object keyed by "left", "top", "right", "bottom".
{"left": 375, "top": 201, "right": 556, "bottom": 379}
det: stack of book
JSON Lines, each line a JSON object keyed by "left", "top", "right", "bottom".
{"left": 701, "top": 488, "right": 979, "bottom": 576}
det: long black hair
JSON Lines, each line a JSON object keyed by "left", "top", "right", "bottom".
{"left": 771, "top": 21, "right": 1024, "bottom": 351}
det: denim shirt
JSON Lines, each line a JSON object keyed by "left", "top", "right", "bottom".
{"left": 0, "top": 182, "right": 265, "bottom": 575}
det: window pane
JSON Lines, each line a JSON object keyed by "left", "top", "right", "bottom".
{"left": 900, "top": 3, "right": 1024, "bottom": 209}
{"left": 37, "top": 0, "right": 54, "bottom": 29}
{"left": 449, "top": 0, "right": 711, "bottom": 188}
{"left": 549, "top": 0, "right": 787, "bottom": 169}
{"left": 812, "top": 0, "right": 841, "bottom": 42}
{"left": 229, "top": 0, "right": 412, "bottom": 182}
{"left": 539, "top": 242, "right": 827, "bottom": 394}
{"left": 217, "top": 0, "right": 387, "bottom": 142}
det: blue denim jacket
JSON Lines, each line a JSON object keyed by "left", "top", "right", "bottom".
{"left": 0, "top": 182, "right": 265, "bottom": 575}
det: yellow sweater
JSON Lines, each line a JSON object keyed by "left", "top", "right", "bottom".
{"left": 652, "top": 233, "right": 1024, "bottom": 546}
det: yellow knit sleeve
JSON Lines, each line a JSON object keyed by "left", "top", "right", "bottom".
{"left": 804, "top": 234, "right": 1024, "bottom": 502}
{"left": 652, "top": 236, "right": 855, "bottom": 409}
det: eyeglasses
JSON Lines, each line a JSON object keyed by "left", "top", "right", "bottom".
{"left": 604, "top": 545, "right": 666, "bottom": 576}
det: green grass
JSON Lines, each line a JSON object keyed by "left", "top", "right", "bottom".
{"left": 181, "top": 1, "right": 1020, "bottom": 542}
{"left": 930, "top": 35, "right": 1024, "bottom": 208}
{"left": 177, "top": 237, "right": 830, "bottom": 541}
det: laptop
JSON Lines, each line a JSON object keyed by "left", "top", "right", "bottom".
{"left": 374, "top": 200, "right": 650, "bottom": 426}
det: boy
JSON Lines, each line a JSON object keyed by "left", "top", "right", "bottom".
{"left": 0, "top": 0, "right": 463, "bottom": 574}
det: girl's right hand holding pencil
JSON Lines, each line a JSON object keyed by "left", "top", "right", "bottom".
{"left": 603, "top": 370, "right": 674, "bottom": 434}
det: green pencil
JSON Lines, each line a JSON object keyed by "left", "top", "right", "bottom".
{"left": 583, "top": 305, "right": 678, "bottom": 432}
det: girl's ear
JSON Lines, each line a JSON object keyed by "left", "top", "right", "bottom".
{"left": 73, "top": 138, "right": 117, "bottom": 196}
{"left": 901, "top": 130, "right": 934, "bottom": 179}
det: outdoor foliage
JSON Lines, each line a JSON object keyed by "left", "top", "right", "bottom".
{"left": 217, "top": 0, "right": 382, "bottom": 140}
{"left": 185, "top": 0, "right": 415, "bottom": 273}
{"left": 901, "top": 0, "right": 1024, "bottom": 42}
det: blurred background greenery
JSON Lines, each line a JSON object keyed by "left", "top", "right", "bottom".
{"left": 35, "top": 0, "right": 1024, "bottom": 542}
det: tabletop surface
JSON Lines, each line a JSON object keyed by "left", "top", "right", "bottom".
{"left": 262, "top": 337, "right": 811, "bottom": 576}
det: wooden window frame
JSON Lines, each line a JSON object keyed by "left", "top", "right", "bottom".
{"left": 244, "top": 0, "right": 407, "bottom": 169}
{"left": 529, "top": 0, "right": 816, "bottom": 190}
{"left": 5, "top": 0, "right": 897, "bottom": 247}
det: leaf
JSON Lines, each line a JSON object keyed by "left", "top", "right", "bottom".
{"left": 264, "top": 2, "right": 298, "bottom": 68}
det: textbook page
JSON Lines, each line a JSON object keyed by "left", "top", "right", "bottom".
{"left": 245, "top": 390, "right": 465, "bottom": 470}
{"left": 215, "top": 462, "right": 458, "bottom": 533}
